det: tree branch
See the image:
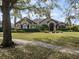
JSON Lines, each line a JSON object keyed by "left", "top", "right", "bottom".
{"left": 10, "top": 0, "right": 17, "bottom": 10}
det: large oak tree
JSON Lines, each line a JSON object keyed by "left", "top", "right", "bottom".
{"left": 1, "top": 0, "right": 17, "bottom": 47}
{"left": 1, "top": 0, "right": 31, "bottom": 47}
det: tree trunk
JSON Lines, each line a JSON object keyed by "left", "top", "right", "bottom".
{"left": 14, "top": 16, "right": 16, "bottom": 29}
{"left": 14, "top": 16, "right": 18, "bottom": 32}
{"left": 1, "top": 0, "right": 14, "bottom": 47}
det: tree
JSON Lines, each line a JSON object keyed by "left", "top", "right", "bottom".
{"left": 64, "top": 0, "right": 79, "bottom": 23}
{"left": 66, "top": 16, "right": 75, "bottom": 31}
{"left": 1, "top": 0, "right": 17, "bottom": 47}
{"left": 31, "top": 0, "right": 61, "bottom": 32}
{"left": 11, "top": 9, "right": 22, "bottom": 29}
{"left": 63, "top": 0, "right": 79, "bottom": 31}
{"left": 1, "top": 0, "right": 32, "bottom": 47}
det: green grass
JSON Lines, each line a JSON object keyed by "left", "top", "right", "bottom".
{"left": 0, "top": 32, "right": 79, "bottom": 59}
{"left": 12, "top": 32, "right": 79, "bottom": 48}
{"left": 11, "top": 32, "right": 79, "bottom": 40}
{"left": 0, "top": 45, "right": 78, "bottom": 59}
{"left": 12, "top": 32, "right": 64, "bottom": 40}
{"left": 0, "top": 32, "right": 3, "bottom": 37}
{"left": 0, "top": 32, "right": 79, "bottom": 48}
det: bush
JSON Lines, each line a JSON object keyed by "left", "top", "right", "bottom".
{"left": 40, "top": 24, "right": 49, "bottom": 31}
{"left": 58, "top": 25, "right": 79, "bottom": 32}
{"left": 43, "top": 30, "right": 49, "bottom": 33}
{"left": 12, "top": 29, "right": 40, "bottom": 33}
{"left": 71, "top": 25, "right": 79, "bottom": 32}
{"left": 58, "top": 28, "right": 70, "bottom": 32}
{"left": 52, "top": 30, "right": 63, "bottom": 33}
{"left": 0, "top": 27, "right": 3, "bottom": 32}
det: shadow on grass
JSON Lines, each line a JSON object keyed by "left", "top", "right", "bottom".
{"left": 42, "top": 36, "right": 79, "bottom": 48}
{"left": 0, "top": 45, "right": 79, "bottom": 59}
{"left": 0, "top": 45, "right": 53, "bottom": 59}
{"left": 32, "top": 36, "right": 79, "bottom": 48}
{"left": 23, "top": 45, "right": 79, "bottom": 59}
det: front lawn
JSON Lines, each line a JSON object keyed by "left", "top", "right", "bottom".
{"left": 12, "top": 32, "right": 79, "bottom": 48}
{"left": 0, "top": 32, "right": 79, "bottom": 48}
{"left": 0, "top": 32, "right": 79, "bottom": 59}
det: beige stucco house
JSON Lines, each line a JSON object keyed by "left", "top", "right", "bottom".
{"left": 15, "top": 17, "right": 66, "bottom": 31}
{"left": 15, "top": 17, "right": 37, "bottom": 29}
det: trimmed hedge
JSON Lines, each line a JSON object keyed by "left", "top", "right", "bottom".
{"left": 0, "top": 27, "right": 3, "bottom": 32}
{"left": 40, "top": 24, "right": 49, "bottom": 31}
{"left": 12, "top": 29, "right": 40, "bottom": 33}
{"left": 71, "top": 25, "right": 79, "bottom": 32}
{"left": 58, "top": 25, "right": 79, "bottom": 32}
{"left": 58, "top": 28, "right": 70, "bottom": 32}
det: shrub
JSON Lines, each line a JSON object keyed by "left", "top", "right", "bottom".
{"left": 44, "top": 30, "right": 49, "bottom": 33}
{"left": 12, "top": 29, "right": 40, "bottom": 33}
{"left": 71, "top": 25, "right": 79, "bottom": 32}
{"left": 58, "top": 28, "right": 70, "bottom": 32}
{"left": 52, "top": 30, "right": 63, "bottom": 33}
{"left": 40, "top": 24, "right": 49, "bottom": 31}
{"left": 58, "top": 25, "right": 79, "bottom": 32}
{"left": 0, "top": 27, "right": 3, "bottom": 32}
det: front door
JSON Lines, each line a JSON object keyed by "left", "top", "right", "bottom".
{"left": 49, "top": 23, "right": 54, "bottom": 31}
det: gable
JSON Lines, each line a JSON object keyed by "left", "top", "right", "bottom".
{"left": 39, "top": 18, "right": 58, "bottom": 25}
{"left": 16, "top": 17, "right": 37, "bottom": 25}
{"left": 21, "top": 19, "right": 30, "bottom": 24}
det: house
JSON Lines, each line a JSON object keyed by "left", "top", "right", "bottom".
{"left": 34, "top": 18, "right": 66, "bottom": 31}
{"left": 15, "top": 17, "right": 66, "bottom": 31}
{"left": 15, "top": 17, "right": 37, "bottom": 29}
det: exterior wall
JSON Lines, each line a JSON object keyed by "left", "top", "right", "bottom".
{"left": 16, "top": 19, "right": 37, "bottom": 29}
{"left": 31, "top": 24, "right": 37, "bottom": 29}
{"left": 39, "top": 19, "right": 57, "bottom": 26}
{"left": 39, "top": 19, "right": 49, "bottom": 25}
{"left": 16, "top": 23, "right": 21, "bottom": 29}
{"left": 57, "top": 23, "right": 66, "bottom": 29}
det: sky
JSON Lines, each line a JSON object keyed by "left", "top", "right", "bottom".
{"left": 0, "top": 0, "right": 79, "bottom": 25}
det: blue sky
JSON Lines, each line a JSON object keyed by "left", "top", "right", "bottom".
{"left": 0, "top": 0, "right": 79, "bottom": 25}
